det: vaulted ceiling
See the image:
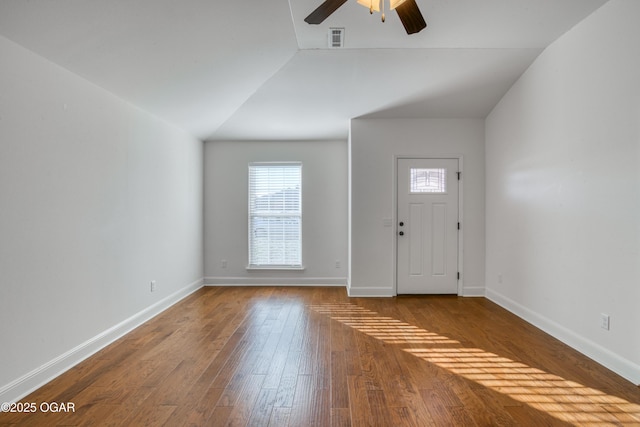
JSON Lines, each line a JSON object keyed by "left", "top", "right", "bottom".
{"left": 0, "top": 0, "right": 608, "bottom": 141}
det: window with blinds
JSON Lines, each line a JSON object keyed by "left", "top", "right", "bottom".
{"left": 248, "top": 163, "right": 302, "bottom": 268}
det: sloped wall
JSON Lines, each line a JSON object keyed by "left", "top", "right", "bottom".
{"left": 485, "top": 0, "right": 640, "bottom": 384}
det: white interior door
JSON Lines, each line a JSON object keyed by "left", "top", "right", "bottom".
{"left": 397, "top": 158, "right": 459, "bottom": 294}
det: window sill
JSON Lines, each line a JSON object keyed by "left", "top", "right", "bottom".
{"left": 246, "top": 265, "right": 306, "bottom": 271}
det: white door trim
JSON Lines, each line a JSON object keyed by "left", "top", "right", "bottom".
{"left": 392, "top": 154, "right": 464, "bottom": 296}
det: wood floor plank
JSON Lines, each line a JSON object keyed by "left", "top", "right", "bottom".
{"left": 177, "top": 386, "right": 225, "bottom": 427}
{"left": 330, "top": 407, "right": 352, "bottom": 427}
{"left": 2, "top": 287, "right": 639, "bottom": 426}
{"left": 205, "top": 405, "right": 233, "bottom": 427}
{"left": 91, "top": 386, "right": 157, "bottom": 426}
{"left": 366, "top": 389, "right": 395, "bottom": 426}
{"left": 287, "top": 374, "right": 313, "bottom": 426}
{"left": 247, "top": 387, "right": 277, "bottom": 426}
{"left": 314, "top": 314, "right": 331, "bottom": 391}
{"left": 272, "top": 349, "right": 301, "bottom": 408}
{"left": 263, "top": 305, "right": 303, "bottom": 390}
{"left": 297, "top": 303, "right": 320, "bottom": 377}
{"left": 222, "top": 374, "right": 265, "bottom": 427}
{"left": 346, "top": 375, "right": 372, "bottom": 427}
{"left": 330, "top": 351, "right": 349, "bottom": 410}
{"left": 268, "top": 406, "right": 291, "bottom": 426}
{"left": 121, "top": 402, "right": 176, "bottom": 426}
{"left": 342, "top": 329, "right": 362, "bottom": 377}
{"left": 215, "top": 351, "right": 262, "bottom": 408}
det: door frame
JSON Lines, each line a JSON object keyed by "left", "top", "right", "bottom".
{"left": 392, "top": 154, "right": 464, "bottom": 296}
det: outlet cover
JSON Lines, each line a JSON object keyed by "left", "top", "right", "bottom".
{"left": 600, "top": 313, "right": 610, "bottom": 330}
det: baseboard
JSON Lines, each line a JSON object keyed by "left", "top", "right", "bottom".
{"left": 347, "top": 286, "right": 395, "bottom": 297}
{"left": 0, "top": 278, "right": 204, "bottom": 404}
{"left": 204, "top": 276, "right": 346, "bottom": 286}
{"left": 345, "top": 285, "right": 484, "bottom": 298}
{"left": 345, "top": 285, "right": 483, "bottom": 298}
{"left": 460, "top": 285, "right": 485, "bottom": 297}
{"left": 486, "top": 287, "right": 640, "bottom": 386}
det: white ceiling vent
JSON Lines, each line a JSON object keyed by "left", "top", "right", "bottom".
{"left": 328, "top": 28, "right": 345, "bottom": 48}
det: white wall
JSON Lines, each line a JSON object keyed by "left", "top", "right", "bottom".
{"left": 203, "top": 140, "right": 348, "bottom": 285}
{"left": 485, "top": 0, "right": 640, "bottom": 384}
{"left": 349, "top": 118, "right": 486, "bottom": 296}
{"left": 0, "top": 35, "right": 204, "bottom": 400}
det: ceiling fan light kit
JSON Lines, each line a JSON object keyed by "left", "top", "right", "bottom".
{"left": 305, "top": 0, "right": 427, "bottom": 34}
{"left": 356, "top": 0, "right": 409, "bottom": 13}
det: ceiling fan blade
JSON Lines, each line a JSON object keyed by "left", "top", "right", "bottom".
{"left": 304, "top": 0, "right": 349, "bottom": 24}
{"left": 395, "top": 0, "right": 427, "bottom": 34}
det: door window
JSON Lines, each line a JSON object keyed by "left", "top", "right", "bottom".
{"left": 410, "top": 168, "right": 447, "bottom": 193}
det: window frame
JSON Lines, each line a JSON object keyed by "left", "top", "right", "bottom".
{"left": 247, "top": 162, "right": 303, "bottom": 270}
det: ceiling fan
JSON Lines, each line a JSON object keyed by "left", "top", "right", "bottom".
{"left": 304, "top": 0, "right": 427, "bottom": 34}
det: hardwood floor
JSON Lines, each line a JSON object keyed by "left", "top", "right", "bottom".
{"left": 1, "top": 286, "right": 639, "bottom": 426}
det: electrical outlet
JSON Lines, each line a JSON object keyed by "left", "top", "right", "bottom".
{"left": 221, "top": 260, "right": 228, "bottom": 269}
{"left": 335, "top": 260, "right": 341, "bottom": 269}
{"left": 150, "top": 280, "right": 156, "bottom": 292}
{"left": 498, "top": 274, "right": 503, "bottom": 284}
{"left": 600, "top": 313, "right": 610, "bottom": 330}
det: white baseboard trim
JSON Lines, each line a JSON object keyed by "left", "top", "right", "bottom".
{"left": 204, "top": 277, "right": 346, "bottom": 286}
{"left": 460, "top": 285, "right": 486, "bottom": 297}
{"left": 345, "top": 286, "right": 484, "bottom": 298}
{"left": 347, "top": 286, "right": 395, "bottom": 297}
{"left": 486, "top": 287, "right": 640, "bottom": 386}
{"left": 0, "top": 278, "right": 204, "bottom": 404}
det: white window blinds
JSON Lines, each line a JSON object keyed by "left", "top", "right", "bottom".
{"left": 248, "top": 163, "right": 302, "bottom": 267}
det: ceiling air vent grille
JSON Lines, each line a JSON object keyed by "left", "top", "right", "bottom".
{"left": 328, "top": 28, "right": 344, "bottom": 48}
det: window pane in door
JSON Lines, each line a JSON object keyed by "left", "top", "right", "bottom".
{"left": 410, "top": 168, "right": 446, "bottom": 193}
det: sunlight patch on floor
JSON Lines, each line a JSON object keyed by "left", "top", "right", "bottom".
{"left": 308, "top": 303, "right": 640, "bottom": 426}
